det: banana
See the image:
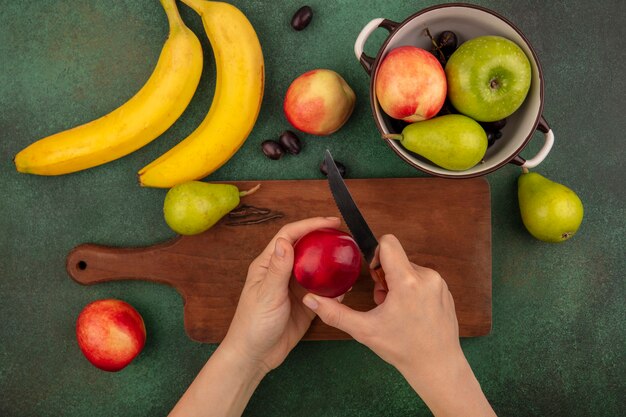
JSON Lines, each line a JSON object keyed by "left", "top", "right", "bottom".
{"left": 14, "top": 0, "right": 203, "bottom": 176}
{"left": 138, "top": 0, "right": 264, "bottom": 188}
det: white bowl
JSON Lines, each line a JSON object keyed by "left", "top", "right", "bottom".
{"left": 354, "top": 3, "right": 554, "bottom": 178}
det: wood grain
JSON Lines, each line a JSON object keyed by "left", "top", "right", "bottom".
{"left": 67, "top": 178, "right": 492, "bottom": 342}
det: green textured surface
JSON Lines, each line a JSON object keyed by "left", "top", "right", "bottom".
{"left": 0, "top": 0, "right": 624, "bottom": 416}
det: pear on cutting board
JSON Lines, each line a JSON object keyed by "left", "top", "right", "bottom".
{"left": 163, "top": 181, "right": 259, "bottom": 235}
{"left": 518, "top": 169, "right": 584, "bottom": 242}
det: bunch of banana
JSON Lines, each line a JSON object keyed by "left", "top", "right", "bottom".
{"left": 15, "top": 0, "right": 265, "bottom": 190}
{"left": 139, "top": 0, "right": 264, "bottom": 188}
{"left": 14, "top": 0, "right": 203, "bottom": 175}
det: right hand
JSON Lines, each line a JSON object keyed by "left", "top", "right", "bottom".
{"left": 302, "top": 234, "right": 497, "bottom": 417}
{"left": 301, "top": 234, "right": 464, "bottom": 380}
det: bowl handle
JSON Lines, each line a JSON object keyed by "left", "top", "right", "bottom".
{"left": 354, "top": 18, "right": 399, "bottom": 75}
{"left": 510, "top": 116, "right": 555, "bottom": 168}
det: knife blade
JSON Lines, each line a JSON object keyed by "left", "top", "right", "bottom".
{"left": 324, "top": 150, "right": 387, "bottom": 290}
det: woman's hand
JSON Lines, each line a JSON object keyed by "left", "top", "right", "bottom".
{"left": 302, "top": 234, "right": 462, "bottom": 375}
{"left": 220, "top": 216, "right": 342, "bottom": 375}
{"left": 302, "top": 234, "right": 496, "bottom": 417}
{"left": 170, "top": 217, "right": 342, "bottom": 417}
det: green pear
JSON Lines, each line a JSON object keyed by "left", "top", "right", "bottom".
{"left": 518, "top": 170, "right": 584, "bottom": 243}
{"left": 163, "top": 181, "right": 259, "bottom": 235}
{"left": 384, "top": 114, "right": 487, "bottom": 171}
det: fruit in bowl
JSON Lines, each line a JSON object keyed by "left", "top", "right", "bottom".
{"left": 377, "top": 30, "right": 533, "bottom": 171}
{"left": 375, "top": 46, "right": 447, "bottom": 122}
{"left": 357, "top": 3, "right": 552, "bottom": 178}
{"left": 445, "top": 35, "right": 532, "bottom": 122}
{"left": 293, "top": 228, "right": 361, "bottom": 298}
{"left": 384, "top": 114, "right": 487, "bottom": 171}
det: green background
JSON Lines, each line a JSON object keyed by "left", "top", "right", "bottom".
{"left": 1, "top": 0, "right": 624, "bottom": 416}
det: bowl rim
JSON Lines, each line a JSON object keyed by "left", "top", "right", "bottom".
{"left": 368, "top": 2, "right": 545, "bottom": 178}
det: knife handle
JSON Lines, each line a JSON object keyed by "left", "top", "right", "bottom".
{"left": 370, "top": 265, "right": 388, "bottom": 292}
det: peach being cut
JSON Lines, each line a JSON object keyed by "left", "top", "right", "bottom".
{"left": 375, "top": 46, "right": 447, "bottom": 122}
{"left": 293, "top": 228, "right": 361, "bottom": 298}
{"left": 283, "top": 69, "right": 356, "bottom": 136}
{"left": 76, "top": 299, "right": 146, "bottom": 372}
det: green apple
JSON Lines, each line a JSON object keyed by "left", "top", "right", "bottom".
{"left": 445, "top": 36, "right": 531, "bottom": 122}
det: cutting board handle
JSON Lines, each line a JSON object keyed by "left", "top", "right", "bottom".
{"left": 66, "top": 240, "right": 180, "bottom": 286}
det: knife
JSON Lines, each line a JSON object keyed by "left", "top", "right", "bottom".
{"left": 324, "top": 150, "right": 387, "bottom": 291}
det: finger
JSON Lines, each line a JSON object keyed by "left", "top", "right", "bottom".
{"left": 260, "top": 238, "right": 294, "bottom": 295}
{"left": 288, "top": 277, "right": 344, "bottom": 320}
{"left": 257, "top": 217, "right": 342, "bottom": 265}
{"left": 302, "top": 293, "right": 369, "bottom": 339}
{"left": 368, "top": 269, "right": 387, "bottom": 304}
{"left": 378, "top": 234, "right": 415, "bottom": 288}
{"left": 373, "top": 282, "right": 387, "bottom": 305}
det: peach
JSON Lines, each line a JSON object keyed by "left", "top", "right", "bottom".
{"left": 375, "top": 46, "right": 447, "bottom": 122}
{"left": 76, "top": 299, "right": 146, "bottom": 372}
{"left": 283, "top": 69, "right": 356, "bottom": 136}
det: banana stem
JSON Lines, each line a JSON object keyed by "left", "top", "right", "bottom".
{"left": 180, "top": 0, "right": 206, "bottom": 14}
{"left": 239, "top": 184, "right": 261, "bottom": 197}
{"left": 160, "top": 0, "right": 185, "bottom": 30}
{"left": 383, "top": 133, "right": 403, "bottom": 141}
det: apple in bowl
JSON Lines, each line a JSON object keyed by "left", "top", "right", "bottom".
{"left": 445, "top": 35, "right": 532, "bottom": 122}
{"left": 76, "top": 299, "right": 146, "bottom": 372}
{"left": 293, "top": 228, "right": 361, "bottom": 298}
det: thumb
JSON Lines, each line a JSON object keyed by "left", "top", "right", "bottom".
{"left": 262, "top": 237, "right": 294, "bottom": 293}
{"left": 302, "top": 293, "right": 367, "bottom": 338}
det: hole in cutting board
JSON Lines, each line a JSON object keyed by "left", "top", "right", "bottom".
{"left": 77, "top": 261, "right": 87, "bottom": 270}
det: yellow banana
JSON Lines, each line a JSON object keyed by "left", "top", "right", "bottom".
{"left": 138, "top": 0, "right": 264, "bottom": 188}
{"left": 14, "top": 0, "right": 203, "bottom": 176}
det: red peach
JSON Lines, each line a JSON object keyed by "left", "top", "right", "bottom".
{"left": 293, "top": 228, "right": 361, "bottom": 298}
{"left": 76, "top": 299, "right": 146, "bottom": 372}
{"left": 375, "top": 46, "right": 447, "bottom": 122}
{"left": 284, "top": 69, "right": 356, "bottom": 136}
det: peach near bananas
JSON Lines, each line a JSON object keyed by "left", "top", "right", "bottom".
{"left": 283, "top": 69, "right": 356, "bottom": 136}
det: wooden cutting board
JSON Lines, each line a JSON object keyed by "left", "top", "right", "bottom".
{"left": 66, "top": 178, "right": 491, "bottom": 342}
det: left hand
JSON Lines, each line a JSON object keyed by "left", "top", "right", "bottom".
{"left": 220, "top": 216, "right": 342, "bottom": 375}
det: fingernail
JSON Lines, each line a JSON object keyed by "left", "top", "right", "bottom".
{"left": 274, "top": 240, "right": 285, "bottom": 258}
{"left": 302, "top": 294, "right": 319, "bottom": 310}
{"left": 325, "top": 216, "right": 340, "bottom": 221}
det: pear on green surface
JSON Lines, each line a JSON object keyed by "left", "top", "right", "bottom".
{"left": 384, "top": 114, "right": 487, "bottom": 171}
{"left": 163, "top": 181, "right": 260, "bottom": 235}
{"left": 518, "top": 169, "right": 584, "bottom": 243}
